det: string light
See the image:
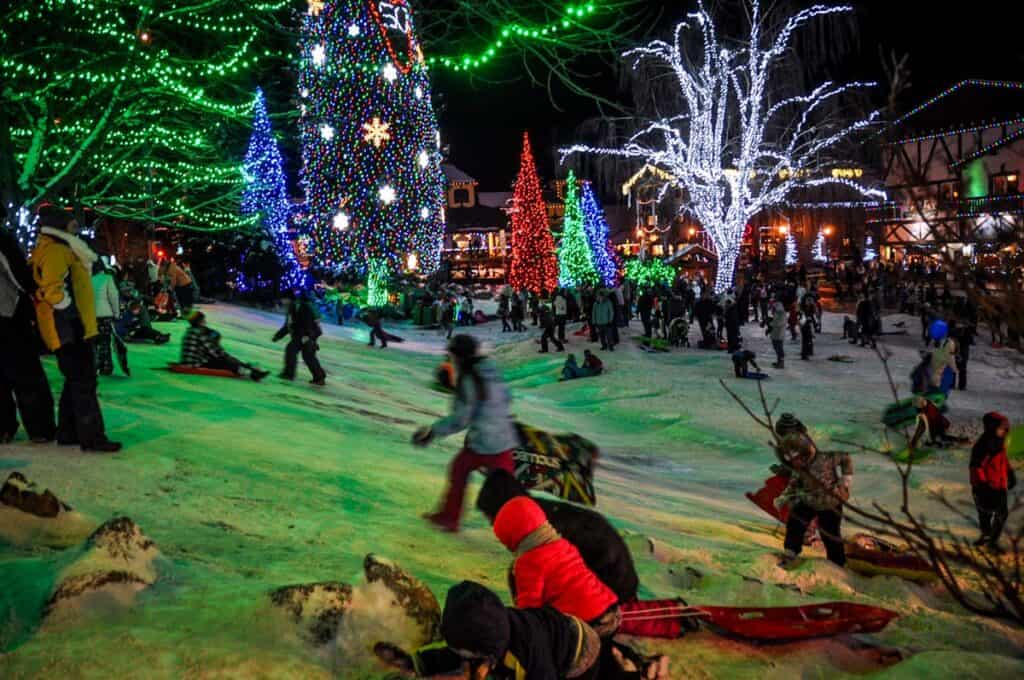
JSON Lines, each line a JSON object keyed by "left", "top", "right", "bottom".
{"left": 561, "top": 0, "right": 884, "bottom": 293}
{"left": 580, "top": 181, "right": 621, "bottom": 287}
{"left": 509, "top": 132, "right": 559, "bottom": 293}
{"left": 298, "top": 0, "right": 445, "bottom": 292}
{"left": 889, "top": 80, "right": 1024, "bottom": 129}
{"left": 624, "top": 257, "right": 674, "bottom": 289}
{"left": 557, "top": 170, "right": 599, "bottom": 287}
{"left": 887, "top": 116, "right": 1024, "bottom": 145}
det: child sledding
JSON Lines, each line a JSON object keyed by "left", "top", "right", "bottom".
{"left": 170, "top": 311, "right": 269, "bottom": 381}
{"left": 561, "top": 350, "right": 604, "bottom": 381}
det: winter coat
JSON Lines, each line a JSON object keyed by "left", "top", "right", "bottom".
{"left": 440, "top": 581, "right": 597, "bottom": 680}
{"left": 554, "top": 294, "right": 567, "bottom": 316}
{"left": 274, "top": 298, "right": 321, "bottom": 342}
{"left": 782, "top": 450, "right": 853, "bottom": 511}
{"left": 0, "top": 228, "right": 36, "bottom": 334}
{"left": 971, "top": 413, "right": 1011, "bottom": 490}
{"left": 180, "top": 325, "right": 230, "bottom": 367}
{"left": 637, "top": 292, "right": 653, "bottom": 315}
{"left": 495, "top": 497, "right": 619, "bottom": 623}
{"left": 476, "top": 471, "right": 639, "bottom": 602}
{"left": 694, "top": 297, "right": 716, "bottom": 325}
{"left": 591, "top": 298, "right": 614, "bottom": 326}
{"left": 164, "top": 262, "right": 192, "bottom": 288}
{"left": 930, "top": 338, "right": 957, "bottom": 386}
{"left": 583, "top": 353, "right": 604, "bottom": 374}
{"left": 768, "top": 303, "right": 787, "bottom": 341}
{"left": 91, "top": 271, "right": 120, "bottom": 319}
{"left": 29, "top": 227, "right": 99, "bottom": 350}
{"left": 431, "top": 358, "right": 519, "bottom": 454}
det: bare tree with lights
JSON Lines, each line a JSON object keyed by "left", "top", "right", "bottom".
{"left": 562, "top": 0, "right": 885, "bottom": 292}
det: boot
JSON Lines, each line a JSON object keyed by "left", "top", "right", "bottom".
{"left": 82, "top": 439, "right": 123, "bottom": 453}
{"left": 250, "top": 369, "right": 270, "bottom": 382}
{"left": 772, "top": 360, "right": 785, "bottom": 369}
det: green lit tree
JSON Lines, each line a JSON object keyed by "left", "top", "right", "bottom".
{"left": 0, "top": 0, "right": 291, "bottom": 242}
{"left": 557, "top": 171, "right": 597, "bottom": 287}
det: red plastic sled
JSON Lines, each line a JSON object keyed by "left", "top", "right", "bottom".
{"left": 696, "top": 602, "right": 898, "bottom": 641}
{"left": 166, "top": 363, "right": 241, "bottom": 379}
{"left": 845, "top": 534, "right": 937, "bottom": 583}
{"left": 746, "top": 474, "right": 818, "bottom": 544}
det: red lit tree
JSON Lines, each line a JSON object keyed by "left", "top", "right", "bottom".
{"left": 509, "top": 133, "right": 558, "bottom": 293}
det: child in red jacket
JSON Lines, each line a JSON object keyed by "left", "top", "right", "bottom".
{"left": 970, "top": 412, "right": 1014, "bottom": 553}
{"left": 493, "top": 495, "right": 622, "bottom": 637}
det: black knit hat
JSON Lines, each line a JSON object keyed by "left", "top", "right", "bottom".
{"left": 476, "top": 470, "right": 528, "bottom": 522}
{"left": 775, "top": 413, "right": 807, "bottom": 437}
{"left": 441, "top": 581, "right": 510, "bottom": 660}
{"left": 447, "top": 334, "right": 480, "bottom": 360}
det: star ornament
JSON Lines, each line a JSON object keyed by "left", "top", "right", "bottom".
{"left": 307, "top": 0, "right": 325, "bottom": 16}
{"left": 362, "top": 117, "right": 392, "bottom": 148}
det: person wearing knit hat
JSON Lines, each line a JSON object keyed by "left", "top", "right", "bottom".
{"left": 412, "top": 335, "right": 519, "bottom": 533}
{"left": 774, "top": 413, "right": 807, "bottom": 438}
{"left": 970, "top": 413, "right": 1014, "bottom": 553}
{"left": 179, "top": 311, "right": 268, "bottom": 382}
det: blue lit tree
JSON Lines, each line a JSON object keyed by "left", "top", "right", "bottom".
{"left": 557, "top": 171, "right": 598, "bottom": 287}
{"left": 241, "top": 88, "right": 309, "bottom": 290}
{"left": 298, "top": 0, "right": 446, "bottom": 305}
{"left": 580, "top": 181, "right": 620, "bottom": 287}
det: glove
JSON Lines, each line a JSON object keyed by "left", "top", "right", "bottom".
{"left": 411, "top": 426, "right": 433, "bottom": 447}
{"left": 272, "top": 330, "right": 286, "bottom": 343}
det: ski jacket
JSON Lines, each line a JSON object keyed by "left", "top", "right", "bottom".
{"left": 971, "top": 413, "right": 1011, "bottom": 490}
{"left": 180, "top": 325, "right": 230, "bottom": 367}
{"left": 495, "top": 497, "right": 619, "bottom": 624}
{"left": 164, "top": 262, "right": 192, "bottom": 288}
{"left": 591, "top": 298, "right": 614, "bottom": 326}
{"left": 782, "top": 450, "right": 853, "bottom": 511}
{"left": 275, "top": 299, "right": 321, "bottom": 342}
{"left": 29, "top": 227, "right": 99, "bottom": 350}
{"left": 431, "top": 358, "right": 518, "bottom": 454}
{"left": 91, "top": 271, "right": 120, "bottom": 319}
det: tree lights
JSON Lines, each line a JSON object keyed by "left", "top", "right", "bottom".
{"left": 509, "top": 133, "right": 559, "bottom": 293}
{"left": 241, "top": 88, "right": 310, "bottom": 291}
{"left": 784, "top": 231, "right": 798, "bottom": 266}
{"left": 580, "top": 182, "right": 621, "bottom": 288}
{"left": 298, "top": 0, "right": 446, "bottom": 303}
{"left": 557, "top": 171, "right": 598, "bottom": 287}
{"left": 561, "top": 0, "right": 884, "bottom": 292}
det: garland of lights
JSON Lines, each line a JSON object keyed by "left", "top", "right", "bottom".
{"left": 890, "top": 80, "right": 1024, "bottom": 129}
{"left": 888, "top": 116, "right": 1024, "bottom": 146}
{"left": 557, "top": 171, "right": 598, "bottom": 287}
{"left": 951, "top": 124, "right": 1024, "bottom": 170}
{"left": 580, "top": 181, "right": 621, "bottom": 287}
{"left": 298, "top": 0, "right": 446, "bottom": 301}
{"left": 508, "top": 132, "right": 559, "bottom": 293}
{"left": 241, "top": 88, "right": 311, "bottom": 292}
{"left": 561, "top": 0, "right": 885, "bottom": 293}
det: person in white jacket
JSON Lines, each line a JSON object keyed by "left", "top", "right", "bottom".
{"left": 91, "top": 261, "right": 128, "bottom": 376}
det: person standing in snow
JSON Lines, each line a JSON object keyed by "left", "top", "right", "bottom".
{"left": 91, "top": 261, "right": 127, "bottom": 376}
{"left": 413, "top": 335, "right": 519, "bottom": 533}
{"left": 591, "top": 291, "right": 616, "bottom": 351}
{"left": 273, "top": 290, "right": 326, "bottom": 385}
{"left": 1, "top": 227, "right": 55, "bottom": 444}
{"left": 30, "top": 210, "right": 121, "bottom": 452}
{"left": 776, "top": 434, "right": 852, "bottom": 568}
{"left": 553, "top": 289, "right": 569, "bottom": 343}
{"left": 510, "top": 291, "right": 526, "bottom": 332}
{"left": 970, "top": 413, "right": 1014, "bottom": 553}
{"left": 768, "top": 300, "right": 787, "bottom": 369}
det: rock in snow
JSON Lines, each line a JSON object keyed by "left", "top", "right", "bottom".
{"left": 44, "top": 517, "right": 159, "bottom": 619}
{"left": 0, "top": 472, "right": 96, "bottom": 548}
{"left": 270, "top": 582, "right": 354, "bottom": 644}
{"left": 363, "top": 553, "right": 441, "bottom": 645}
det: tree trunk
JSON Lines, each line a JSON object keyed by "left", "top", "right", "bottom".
{"left": 714, "top": 245, "right": 740, "bottom": 293}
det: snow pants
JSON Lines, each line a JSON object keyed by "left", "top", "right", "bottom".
{"left": 55, "top": 340, "right": 108, "bottom": 447}
{"left": 94, "top": 318, "right": 126, "bottom": 375}
{"left": 283, "top": 337, "right": 325, "bottom": 381}
{"left": 0, "top": 329, "right": 55, "bottom": 441}
{"left": 785, "top": 503, "right": 845, "bottom": 566}
{"left": 436, "top": 448, "right": 514, "bottom": 530}
{"left": 540, "top": 326, "right": 564, "bottom": 352}
{"left": 973, "top": 484, "right": 1008, "bottom": 545}
{"left": 772, "top": 339, "right": 785, "bottom": 364}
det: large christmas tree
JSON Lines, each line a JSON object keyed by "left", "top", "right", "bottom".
{"left": 557, "top": 171, "right": 597, "bottom": 287}
{"left": 298, "top": 0, "right": 446, "bottom": 304}
{"left": 509, "top": 133, "right": 558, "bottom": 293}
{"left": 580, "top": 182, "right": 620, "bottom": 288}
{"left": 242, "top": 89, "right": 309, "bottom": 291}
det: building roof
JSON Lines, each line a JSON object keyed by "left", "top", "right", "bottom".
{"left": 442, "top": 163, "right": 477, "bottom": 185}
{"left": 888, "top": 80, "right": 1024, "bottom": 140}
{"left": 477, "top": 191, "right": 512, "bottom": 209}
{"left": 446, "top": 204, "right": 507, "bottom": 233}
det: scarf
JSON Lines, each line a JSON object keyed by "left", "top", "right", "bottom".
{"left": 515, "top": 521, "right": 562, "bottom": 556}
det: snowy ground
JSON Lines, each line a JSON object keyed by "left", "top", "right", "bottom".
{"left": 2, "top": 302, "right": 1023, "bottom": 679}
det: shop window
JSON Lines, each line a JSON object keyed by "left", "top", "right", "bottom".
{"left": 991, "top": 171, "right": 1020, "bottom": 196}
{"left": 453, "top": 188, "right": 471, "bottom": 205}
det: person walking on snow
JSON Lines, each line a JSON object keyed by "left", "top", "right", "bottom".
{"left": 91, "top": 261, "right": 128, "bottom": 376}
{"left": 273, "top": 290, "right": 326, "bottom": 385}
{"left": 553, "top": 289, "right": 569, "bottom": 342}
{"left": 768, "top": 300, "right": 787, "bottom": 369}
{"left": 539, "top": 304, "right": 565, "bottom": 353}
{"left": 0, "top": 227, "right": 55, "bottom": 444}
{"left": 413, "top": 335, "right": 519, "bottom": 533}
{"left": 970, "top": 413, "right": 1014, "bottom": 553}
{"left": 30, "top": 210, "right": 121, "bottom": 453}
{"left": 365, "top": 308, "right": 389, "bottom": 348}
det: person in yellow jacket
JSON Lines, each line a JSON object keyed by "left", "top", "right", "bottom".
{"left": 30, "top": 209, "right": 121, "bottom": 453}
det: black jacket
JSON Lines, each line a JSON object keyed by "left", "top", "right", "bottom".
{"left": 0, "top": 228, "right": 38, "bottom": 338}
{"left": 275, "top": 299, "right": 321, "bottom": 342}
{"left": 477, "top": 471, "right": 639, "bottom": 601}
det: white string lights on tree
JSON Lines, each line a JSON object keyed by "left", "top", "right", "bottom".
{"left": 561, "top": 0, "right": 886, "bottom": 292}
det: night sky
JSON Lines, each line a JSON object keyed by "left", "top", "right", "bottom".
{"left": 436, "top": 0, "right": 1023, "bottom": 191}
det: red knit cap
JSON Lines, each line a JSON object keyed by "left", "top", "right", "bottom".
{"left": 493, "top": 496, "right": 547, "bottom": 552}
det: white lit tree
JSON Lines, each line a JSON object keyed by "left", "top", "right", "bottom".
{"left": 784, "top": 230, "right": 798, "bottom": 266}
{"left": 813, "top": 229, "right": 827, "bottom": 262}
{"left": 562, "top": 0, "right": 884, "bottom": 292}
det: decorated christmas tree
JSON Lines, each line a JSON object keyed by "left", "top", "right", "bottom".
{"left": 784, "top": 230, "right": 798, "bottom": 266}
{"left": 242, "top": 89, "right": 309, "bottom": 291}
{"left": 580, "top": 182, "right": 621, "bottom": 288}
{"left": 557, "top": 171, "right": 597, "bottom": 287}
{"left": 625, "top": 256, "right": 675, "bottom": 289}
{"left": 298, "top": 0, "right": 446, "bottom": 304}
{"left": 813, "top": 230, "right": 827, "bottom": 263}
{"left": 509, "top": 133, "right": 558, "bottom": 293}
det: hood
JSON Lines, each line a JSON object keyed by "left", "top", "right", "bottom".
{"left": 440, "top": 581, "right": 510, "bottom": 660}
{"left": 493, "top": 496, "right": 547, "bottom": 552}
{"left": 476, "top": 470, "right": 528, "bottom": 522}
{"left": 983, "top": 412, "right": 1009, "bottom": 437}
{"left": 39, "top": 227, "right": 98, "bottom": 269}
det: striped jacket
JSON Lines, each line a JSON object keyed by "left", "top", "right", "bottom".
{"left": 180, "top": 326, "right": 229, "bottom": 367}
